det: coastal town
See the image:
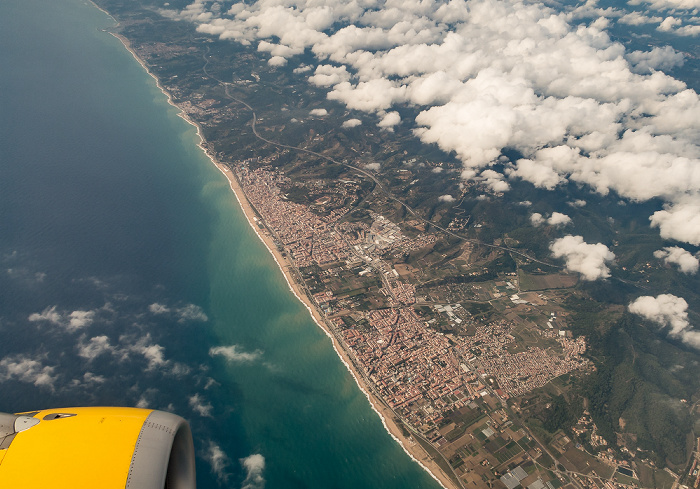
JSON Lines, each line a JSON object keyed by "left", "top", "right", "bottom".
{"left": 233, "top": 161, "right": 643, "bottom": 489}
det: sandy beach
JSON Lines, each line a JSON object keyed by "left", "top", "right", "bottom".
{"left": 109, "top": 25, "right": 458, "bottom": 489}
{"left": 212, "top": 164, "right": 458, "bottom": 489}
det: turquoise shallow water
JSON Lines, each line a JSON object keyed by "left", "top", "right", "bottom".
{"left": 0, "top": 0, "right": 442, "bottom": 487}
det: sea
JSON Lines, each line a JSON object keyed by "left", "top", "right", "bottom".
{"left": 0, "top": 0, "right": 442, "bottom": 488}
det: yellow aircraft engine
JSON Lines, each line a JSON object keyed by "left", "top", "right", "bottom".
{"left": 0, "top": 406, "right": 195, "bottom": 489}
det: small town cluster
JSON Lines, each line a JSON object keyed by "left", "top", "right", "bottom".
{"left": 231, "top": 162, "right": 644, "bottom": 489}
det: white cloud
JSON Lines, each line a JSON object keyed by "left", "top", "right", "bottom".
{"left": 167, "top": 0, "right": 700, "bottom": 245}
{"left": 149, "top": 303, "right": 170, "bottom": 314}
{"left": 548, "top": 212, "right": 572, "bottom": 227}
{"left": 121, "top": 334, "right": 170, "bottom": 370}
{"left": 673, "top": 24, "right": 700, "bottom": 36}
{"left": 654, "top": 246, "right": 699, "bottom": 274}
{"left": 82, "top": 372, "right": 106, "bottom": 384}
{"left": 626, "top": 46, "right": 684, "bottom": 73}
{"left": 365, "top": 162, "right": 381, "bottom": 171}
{"left": 258, "top": 40, "right": 302, "bottom": 58}
{"left": 532, "top": 212, "right": 572, "bottom": 227}
{"left": 29, "top": 306, "right": 95, "bottom": 332}
{"left": 629, "top": 294, "right": 700, "bottom": 348}
{"left": 341, "top": 118, "right": 362, "bottom": 128}
{"left": 508, "top": 156, "right": 566, "bottom": 190}
{"left": 309, "top": 64, "right": 350, "bottom": 87}
{"left": 377, "top": 111, "right": 401, "bottom": 130}
{"left": 631, "top": 0, "right": 700, "bottom": 11}
{"left": 309, "top": 108, "right": 328, "bottom": 116}
{"left": 136, "top": 395, "right": 150, "bottom": 409}
{"left": 550, "top": 235, "right": 615, "bottom": 280}
{"left": 438, "top": 194, "right": 455, "bottom": 203}
{"left": 188, "top": 393, "right": 213, "bottom": 417}
{"left": 658, "top": 16, "right": 682, "bottom": 31}
{"left": 67, "top": 310, "right": 94, "bottom": 331}
{"left": 568, "top": 199, "right": 587, "bottom": 207}
{"left": 78, "top": 335, "right": 114, "bottom": 361}
{"left": 135, "top": 388, "right": 159, "bottom": 409}
{"left": 139, "top": 344, "right": 167, "bottom": 370}
{"left": 28, "top": 306, "right": 62, "bottom": 325}
{"left": 479, "top": 169, "right": 510, "bottom": 193}
{"left": 69, "top": 371, "right": 107, "bottom": 389}
{"left": 209, "top": 345, "right": 262, "bottom": 363}
{"left": 205, "top": 442, "right": 230, "bottom": 483}
{"left": 618, "top": 11, "right": 663, "bottom": 26}
{"left": 267, "top": 55, "right": 288, "bottom": 67}
{"left": 0, "top": 354, "right": 57, "bottom": 390}
{"left": 176, "top": 304, "right": 208, "bottom": 323}
{"left": 531, "top": 213, "right": 545, "bottom": 226}
{"left": 241, "top": 454, "right": 266, "bottom": 489}
{"left": 650, "top": 198, "right": 700, "bottom": 245}
{"left": 328, "top": 79, "right": 406, "bottom": 112}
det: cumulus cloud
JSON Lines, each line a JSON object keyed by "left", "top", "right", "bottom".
{"left": 0, "top": 354, "right": 57, "bottom": 390}
{"left": 28, "top": 306, "right": 62, "bottom": 325}
{"left": 81, "top": 372, "right": 106, "bottom": 384}
{"left": 309, "top": 108, "right": 328, "bottom": 116}
{"left": 205, "top": 442, "right": 230, "bottom": 483}
{"left": 309, "top": 64, "right": 350, "bottom": 87}
{"left": 531, "top": 213, "right": 545, "bottom": 226}
{"left": 29, "top": 306, "right": 95, "bottom": 332}
{"left": 568, "top": 199, "right": 587, "bottom": 207}
{"left": 166, "top": 0, "right": 700, "bottom": 245}
{"left": 654, "top": 246, "right": 699, "bottom": 274}
{"left": 438, "top": 194, "right": 455, "bottom": 203}
{"left": 75, "top": 329, "right": 186, "bottom": 376}
{"left": 673, "top": 25, "right": 700, "bottom": 36}
{"left": 618, "top": 11, "right": 664, "bottom": 26}
{"left": 67, "top": 310, "right": 94, "bottom": 331}
{"left": 479, "top": 169, "right": 510, "bottom": 193}
{"left": 365, "top": 162, "right": 381, "bottom": 171}
{"left": 241, "top": 454, "right": 266, "bottom": 489}
{"left": 548, "top": 212, "right": 572, "bottom": 226}
{"left": 68, "top": 371, "right": 107, "bottom": 389}
{"left": 5, "top": 265, "right": 47, "bottom": 285}
{"left": 341, "top": 118, "right": 362, "bottom": 128}
{"left": 176, "top": 304, "right": 208, "bottom": 323}
{"left": 209, "top": 345, "right": 262, "bottom": 363}
{"left": 650, "top": 199, "right": 700, "bottom": 245}
{"left": 550, "top": 235, "right": 615, "bottom": 280}
{"left": 629, "top": 294, "right": 700, "bottom": 348}
{"left": 119, "top": 333, "right": 173, "bottom": 371}
{"left": 149, "top": 303, "right": 170, "bottom": 314}
{"left": 630, "top": 0, "right": 700, "bottom": 10}
{"left": 140, "top": 344, "right": 167, "bottom": 369}
{"left": 268, "top": 55, "right": 288, "bottom": 67}
{"left": 377, "top": 111, "right": 401, "bottom": 130}
{"left": 188, "top": 393, "right": 213, "bottom": 417}
{"left": 78, "top": 335, "right": 114, "bottom": 361}
{"left": 626, "top": 46, "right": 684, "bottom": 73}
{"left": 531, "top": 212, "right": 571, "bottom": 227}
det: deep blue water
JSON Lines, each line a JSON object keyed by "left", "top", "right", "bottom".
{"left": 0, "top": 1, "right": 442, "bottom": 488}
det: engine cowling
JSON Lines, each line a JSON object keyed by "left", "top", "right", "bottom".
{"left": 0, "top": 407, "right": 196, "bottom": 489}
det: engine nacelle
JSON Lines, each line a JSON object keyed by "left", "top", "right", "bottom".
{"left": 0, "top": 407, "right": 196, "bottom": 489}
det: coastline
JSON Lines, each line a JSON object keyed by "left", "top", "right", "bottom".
{"left": 107, "top": 24, "right": 456, "bottom": 489}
